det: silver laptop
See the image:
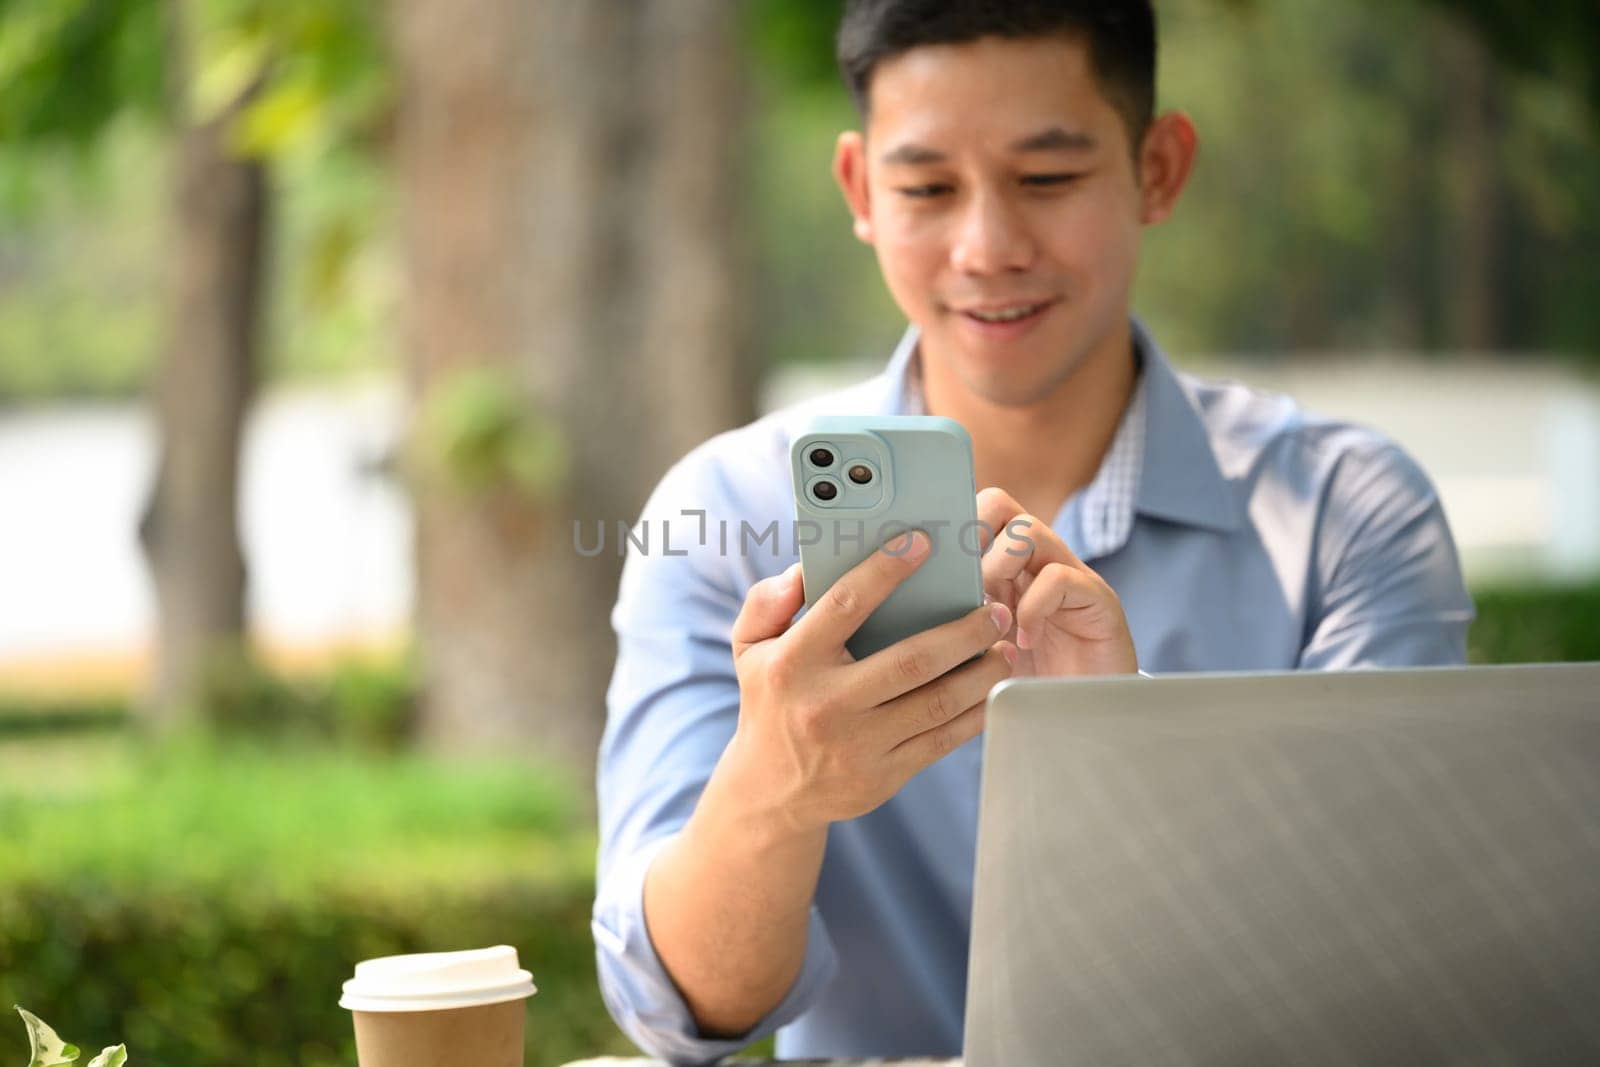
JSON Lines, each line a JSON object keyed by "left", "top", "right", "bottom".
{"left": 966, "top": 664, "right": 1600, "bottom": 1066}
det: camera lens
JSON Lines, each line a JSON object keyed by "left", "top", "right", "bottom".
{"left": 808, "top": 447, "right": 835, "bottom": 468}
{"left": 812, "top": 480, "right": 839, "bottom": 502}
{"left": 848, "top": 464, "right": 873, "bottom": 485}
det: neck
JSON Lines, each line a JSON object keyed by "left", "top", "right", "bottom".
{"left": 919, "top": 319, "right": 1138, "bottom": 523}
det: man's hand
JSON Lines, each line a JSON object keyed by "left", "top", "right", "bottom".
{"left": 724, "top": 531, "right": 1016, "bottom": 837}
{"left": 977, "top": 487, "right": 1139, "bottom": 678}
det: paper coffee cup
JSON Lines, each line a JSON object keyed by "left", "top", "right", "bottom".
{"left": 340, "top": 945, "right": 537, "bottom": 1067}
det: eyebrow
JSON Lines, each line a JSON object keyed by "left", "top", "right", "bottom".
{"left": 1012, "top": 126, "right": 1098, "bottom": 153}
{"left": 879, "top": 126, "right": 1099, "bottom": 166}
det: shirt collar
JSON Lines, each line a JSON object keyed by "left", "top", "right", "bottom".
{"left": 877, "top": 318, "right": 1240, "bottom": 534}
{"left": 1131, "top": 320, "right": 1241, "bottom": 532}
{"left": 880, "top": 326, "right": 922, "bottom": 415}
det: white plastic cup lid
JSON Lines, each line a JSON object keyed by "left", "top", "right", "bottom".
{"left": 339, "top": 945, "right": 537, "bottom": 1013}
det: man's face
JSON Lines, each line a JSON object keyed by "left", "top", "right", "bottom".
{"left": 837, "top": 34, "right": 1163, "bottom": 407}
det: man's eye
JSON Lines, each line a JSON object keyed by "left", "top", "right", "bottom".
{"left": 1021, "top": 173, "right": 1086, "bottom": 188}
{"left": 897, "top": 184, "right": 952, "bottom": 199}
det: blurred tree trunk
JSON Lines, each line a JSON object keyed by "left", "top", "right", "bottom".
{"left": 1439, "top": 15, "right": 1499, "bottom": 351}
{"left": 393, "top": 0, "right": 751, "bottom": 772}
{"left": 138, "top": 15, "right": 268, "bottom": 724}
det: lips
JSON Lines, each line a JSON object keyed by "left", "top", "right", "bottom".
{"left": 962, "top": 301, "right": 1052, "bottom": 324}
{"left": 951, "top": 298, "right": 1059, "bottom": 336}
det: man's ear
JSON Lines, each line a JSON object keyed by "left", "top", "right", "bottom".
{"left": 833, "top": 130, "right": 874, "bottom": 244}
{"left": 1137, "top": 112, "right": 1199, "bottom": 226}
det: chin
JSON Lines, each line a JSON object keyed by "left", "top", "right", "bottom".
{"left": 956, "top": 339, "right": 1089, "bottom": 408}
{"left": 974, "top": 375, "right": 1067, "bottom": 409}
{"left": 955, "top": 360, "right": 1065, "bottom": 409}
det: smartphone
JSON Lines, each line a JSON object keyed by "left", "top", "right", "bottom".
{"left": 790, "top": 415, "right": 985, "bottom": 660}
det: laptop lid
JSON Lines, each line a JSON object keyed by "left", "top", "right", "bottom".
{"left": 966, "top": 664, "right": 1600, "bottom": 1066}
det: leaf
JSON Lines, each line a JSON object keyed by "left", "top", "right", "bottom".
{"left": 189, "top": 29, "right": 271, "bottom": 125}
{"left": 231, "top": 77, "right": 325, "bottom": 157}
{"left": 418, "top": 366, "right": 570, "bottom": 498}
{"left": 14, "top": 1006, "right": 80, "bottom": 1067}
{"left": 86, "top": 1046, "right": 128, "bottom": 1067}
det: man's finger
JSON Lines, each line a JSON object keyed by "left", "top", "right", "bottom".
{"left": 974, "top": 486, "right": 1024, "bottom": 550}
{"left": 980, "top": 511, "right": 1040, "bottom": 590}
{"left": 976, "top": 489, "right": 1084, "bottom": 574}
{"left": 1013, "top": 561, "right": 1116, "bottom": 648}
{"left": 889, "top": 696, "right": 990, "bottom": 773}
{"left": 980, "top": 510, "right": 1087, "bottom": 603}
{"left": 731, "top": 562, "right": 805, "bottom": 656}
{"left": 789, "top": 531, "right": 931, "bottom": 652}
{"left": 850, "top": 600, "right": 1012, "bottom": 708}
{"left": 874, "top": 642, "right": 1014, "bottom": 751}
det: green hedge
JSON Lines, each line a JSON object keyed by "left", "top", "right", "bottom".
{"left": 0, "top": 880, "right": 637, "bottom": 1067}
{"left": 1468, "top": 582, "right": 1600, "bottom": 665}
{"left": 0, "top": 735, "right": 644, "bottom": 1066}
{"left": 0, "top": 698, "right": 127, "bottom": 739}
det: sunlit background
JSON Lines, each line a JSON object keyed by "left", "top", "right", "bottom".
{"left": 1, "top": 0, "right": 1596, "bottom": 1063}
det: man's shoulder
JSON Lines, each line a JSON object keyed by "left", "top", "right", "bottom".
{"left": 1175, "top": 364, "right": 1426, "bottom": 495}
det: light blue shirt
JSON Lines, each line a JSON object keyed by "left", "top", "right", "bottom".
{"left": 592, "top": 321, "right": 1475, "bottom": 1064}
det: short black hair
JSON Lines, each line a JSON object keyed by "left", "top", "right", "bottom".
{"left": 837, "top": 0, "right": 1157, "bottom": 150}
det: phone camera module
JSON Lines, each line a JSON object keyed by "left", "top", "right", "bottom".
{"left": 847, "top": 464, "right": 873, "bottom": 485}
{"left": 808, "top": 447, "right": 835, "bottom": 468}
{"left": 812, "top": 479, "right": 839, "bottom": 502}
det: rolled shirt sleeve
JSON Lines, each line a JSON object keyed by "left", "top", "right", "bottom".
{"left": 1298, "top": 441, "right": 1476, "bottom": 669}
{"left": 592, "top": 448, "right": 838, "bottom": 1065}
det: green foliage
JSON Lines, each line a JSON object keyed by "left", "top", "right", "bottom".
{"left": 0, "top": 0, "right": 389, "bottom": 153}
{"left": 0, "top": 882, "right": 629, "bottom": 1067}
{"left": 0, "top": 0, "right": 395, "bottom": 402}
{"left": 86, "top": 1045, "right": 125, "bottom": 1067}
{"left": 188, "top": 649, "right": 419, "bottom": 752}
{"left": 0, "top": 118, "right": 397, "bottom": 403}
{"left": 417, "top": 367, "right": 571, "bottom": 499}
{"left": 12, "top": 1006, "right": 124, "bottom": 1067}
{"left": 14, "top": 1007, "right": 80, "bottom": 1067}
{"left": 747, "top": 36, "right": 901, "bottom": 369}
{"left": 0, "top": 0, "right": 164, "bottom": 143}
{"left": 1426, "top": 0, "right": 1600, "bottom": 131}
{"left": 0, "top": 701, "right": 126, "bottom": 741}
{"left": 177, "top": 0, "right": 399, "bottom": 385}
{"left": 744, "top": 0, "right": 845, "bottom": 97}
{"left": 0, "top": 733, "right": 764, "bottom": 1065}
{"left": 1468, "top": 581, "right": 1600, "bottom": 664}
{"left": 0, "top": 735, "right": 622, "bottom": 1060}
{"left": 0, "top": 734, "right": 586, "bottom": 896}
{"left": 184, "top": 0, "right": 390, "bottom": 161}
{"left": 1136, "top": 0, "right": 1600, "bottom": 359}
{"left": 0, "top": 736, "right": 623, "bottom": 1064}
{"left": 0, "top": 123, "right": 166, "bottom": 403}
{"left": 4, "top": 0, "right": 1597, "bottom": 405}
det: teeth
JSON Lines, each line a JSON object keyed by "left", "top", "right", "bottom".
{"left": 969, "top": 304, "right": 1042, "bottom": 323}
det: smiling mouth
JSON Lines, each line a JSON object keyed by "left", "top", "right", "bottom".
{"left": 960, "top": 301, "right": 1054, "bottom": 324}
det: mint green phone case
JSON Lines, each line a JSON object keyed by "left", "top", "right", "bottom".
{"left": 791, "top": 415, "right": 985, "bottom": 660}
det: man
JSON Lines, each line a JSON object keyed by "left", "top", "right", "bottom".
{"left": 593, "top": 1, "right": 1475, "bottom": 1062}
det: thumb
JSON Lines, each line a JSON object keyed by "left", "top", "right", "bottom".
{"left": 731, "top": 562, "right": 805, "bottom": 654}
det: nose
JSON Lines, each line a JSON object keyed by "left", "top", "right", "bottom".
{"left": 949, "top": 188, "right": 1035, "bottom": 276}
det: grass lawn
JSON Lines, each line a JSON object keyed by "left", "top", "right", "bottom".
{"left": 0, "top": 732, "right": 596, "bottom": 899}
